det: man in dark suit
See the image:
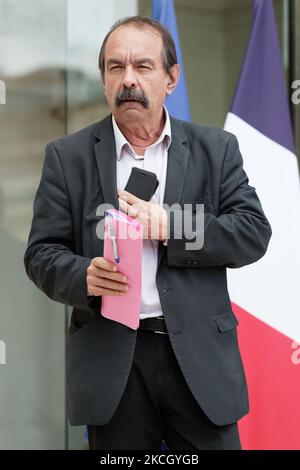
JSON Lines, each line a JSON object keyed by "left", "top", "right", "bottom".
{"left": 24, "top": 16, "right": 272, "bottom": 450}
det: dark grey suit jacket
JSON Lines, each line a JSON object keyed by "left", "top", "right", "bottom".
{"left": 24, "top": 114, "right": 272, "bottom": 426}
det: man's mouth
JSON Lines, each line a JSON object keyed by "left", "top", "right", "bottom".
{"left": 119, "top": 99, "right": 143, "bottom": 106}
{"left": 115, "top": 88, "right": 149, "bottom": 109}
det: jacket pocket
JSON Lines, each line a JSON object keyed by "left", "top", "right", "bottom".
{"left": 214, "top": 311, "right": 239, "bottom": 333}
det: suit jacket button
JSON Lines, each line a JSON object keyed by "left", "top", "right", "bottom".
{"left": 192, "top": 261, "right": 198, "bottom": 265}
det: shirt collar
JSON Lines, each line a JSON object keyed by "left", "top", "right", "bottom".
{"left": 112, "top": 105, "right": 172, "bottom": 161}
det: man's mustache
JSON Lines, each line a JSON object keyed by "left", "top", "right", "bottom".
{"left": 115, "top": 87, "right": 149, "bottom": 109}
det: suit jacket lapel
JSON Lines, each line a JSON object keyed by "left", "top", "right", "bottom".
{"left": 163, "top": 118, "right": 190, "bottom": 207}
{"left": 94, "top": 115, "right": 119, "bottom": 210}
{"left": 158, "top": 118, "right": 190, "bottom": 267}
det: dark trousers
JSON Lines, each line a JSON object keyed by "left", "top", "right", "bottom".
{"left": 87, "top": 328, "right": 241, "bottom": 450}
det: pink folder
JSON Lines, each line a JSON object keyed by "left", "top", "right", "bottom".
{"left": 100, "top": 209, "right": 143, "bottom": 330}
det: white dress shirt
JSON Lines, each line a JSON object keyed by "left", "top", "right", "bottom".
{"left": 112, "top": 107, "right": 171, "bottom": 320}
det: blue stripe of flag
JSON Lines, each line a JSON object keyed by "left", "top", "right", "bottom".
{"left": 152, "top": 0, "right": 191, "bottom": 122}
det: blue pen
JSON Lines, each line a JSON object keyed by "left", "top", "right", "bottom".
{"left": 106, "top": 212, "right": 120, "bottom": 264}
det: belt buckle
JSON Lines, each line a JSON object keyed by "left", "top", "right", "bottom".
{"left": 154, "top": 316, "right": 167, "bottom": 334}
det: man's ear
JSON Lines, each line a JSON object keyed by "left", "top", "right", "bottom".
{"left": 166, "top": 64, "right": 180, "bottom": 96}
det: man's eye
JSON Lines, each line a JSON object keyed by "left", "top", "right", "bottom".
{"left": 138, "top": 65, "right": 151, "bottom": 70}
{"left": 110, "top": 65, "right": 122, "bottom": 71}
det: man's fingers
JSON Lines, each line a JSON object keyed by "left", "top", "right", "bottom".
{"left": 118, "top": 190, "right": 142, "bottom": 205}
{"left": 89, "top": 286, "right": 127, "bottom": 296}
{"left": 92, "top": 256, "right": 118, "bottom": 272}
{"left": 87, "top": 258, "right": 129, "bottom": 297}
{"left": 96, "top": 268, "right": 127, "bottom": 283}
{"left": 87, "top": 270, "right": 127, "bottom": 288}
{"left": 118, "top": 198, "right": 139, "bottom": 217}
{"left": 90, "top": 277, "right": 129, "bottom": 292}
{"left": 118, "top": 198, "right": 129, "bottom": 214}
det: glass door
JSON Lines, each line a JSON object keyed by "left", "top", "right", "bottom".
{"left": 0, "top": 0, "right": 137, "bottom": 450}
{"left": 0, "top": 0, "right": 67, "bottom": 449}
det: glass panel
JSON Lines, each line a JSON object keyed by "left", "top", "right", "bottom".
{"left": 0, "top": 0, "right": 138, "bottom": 450}
{"left": 0, "top": 0, "right": 67, "bottom": 449}
{"left": 65, "top": 0, "right": 138, "bottom": 450}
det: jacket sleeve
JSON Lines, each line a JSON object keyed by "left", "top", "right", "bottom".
{"left": 166, "top": 134, "right": 272, "bottom": 269}
{"left": 24, "top": 142, "right": 97, "bottom": 310}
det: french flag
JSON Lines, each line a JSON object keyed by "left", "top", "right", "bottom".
{"left": 224, "top": 0, "right": 300, "bottom": 449}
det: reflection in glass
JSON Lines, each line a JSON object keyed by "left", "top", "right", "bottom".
{"left": 0, "top": 0, "right": 137, "bottom": 450}
{"left": 0, "top": 0, "right": 66, "bottom": 450}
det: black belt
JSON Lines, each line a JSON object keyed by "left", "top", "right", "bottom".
{"left": 139, "top": 316, "right": 168, "bottom": 335}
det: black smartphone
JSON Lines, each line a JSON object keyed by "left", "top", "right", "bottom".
{"left": 124, "top": 167, "right": 159, "bottom": 201}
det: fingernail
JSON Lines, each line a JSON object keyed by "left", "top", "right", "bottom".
{"left": 122, "top": 276, "right": 127, "bottom": 282}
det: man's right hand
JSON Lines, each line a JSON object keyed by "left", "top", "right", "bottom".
{"left": 86, "top": 257, "right": 129, "bottom": 296}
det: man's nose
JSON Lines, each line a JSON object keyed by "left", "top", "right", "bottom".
{"left": 121, "top": 66, "right": 138, "bottom": 88}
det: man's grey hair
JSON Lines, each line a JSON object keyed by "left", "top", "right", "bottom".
{"left": 98, "top": 15, "right": 178, "bottom": 80}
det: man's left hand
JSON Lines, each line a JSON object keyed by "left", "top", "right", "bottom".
{"left": 118, "top": 190, "right": 168, "bottom": 241}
